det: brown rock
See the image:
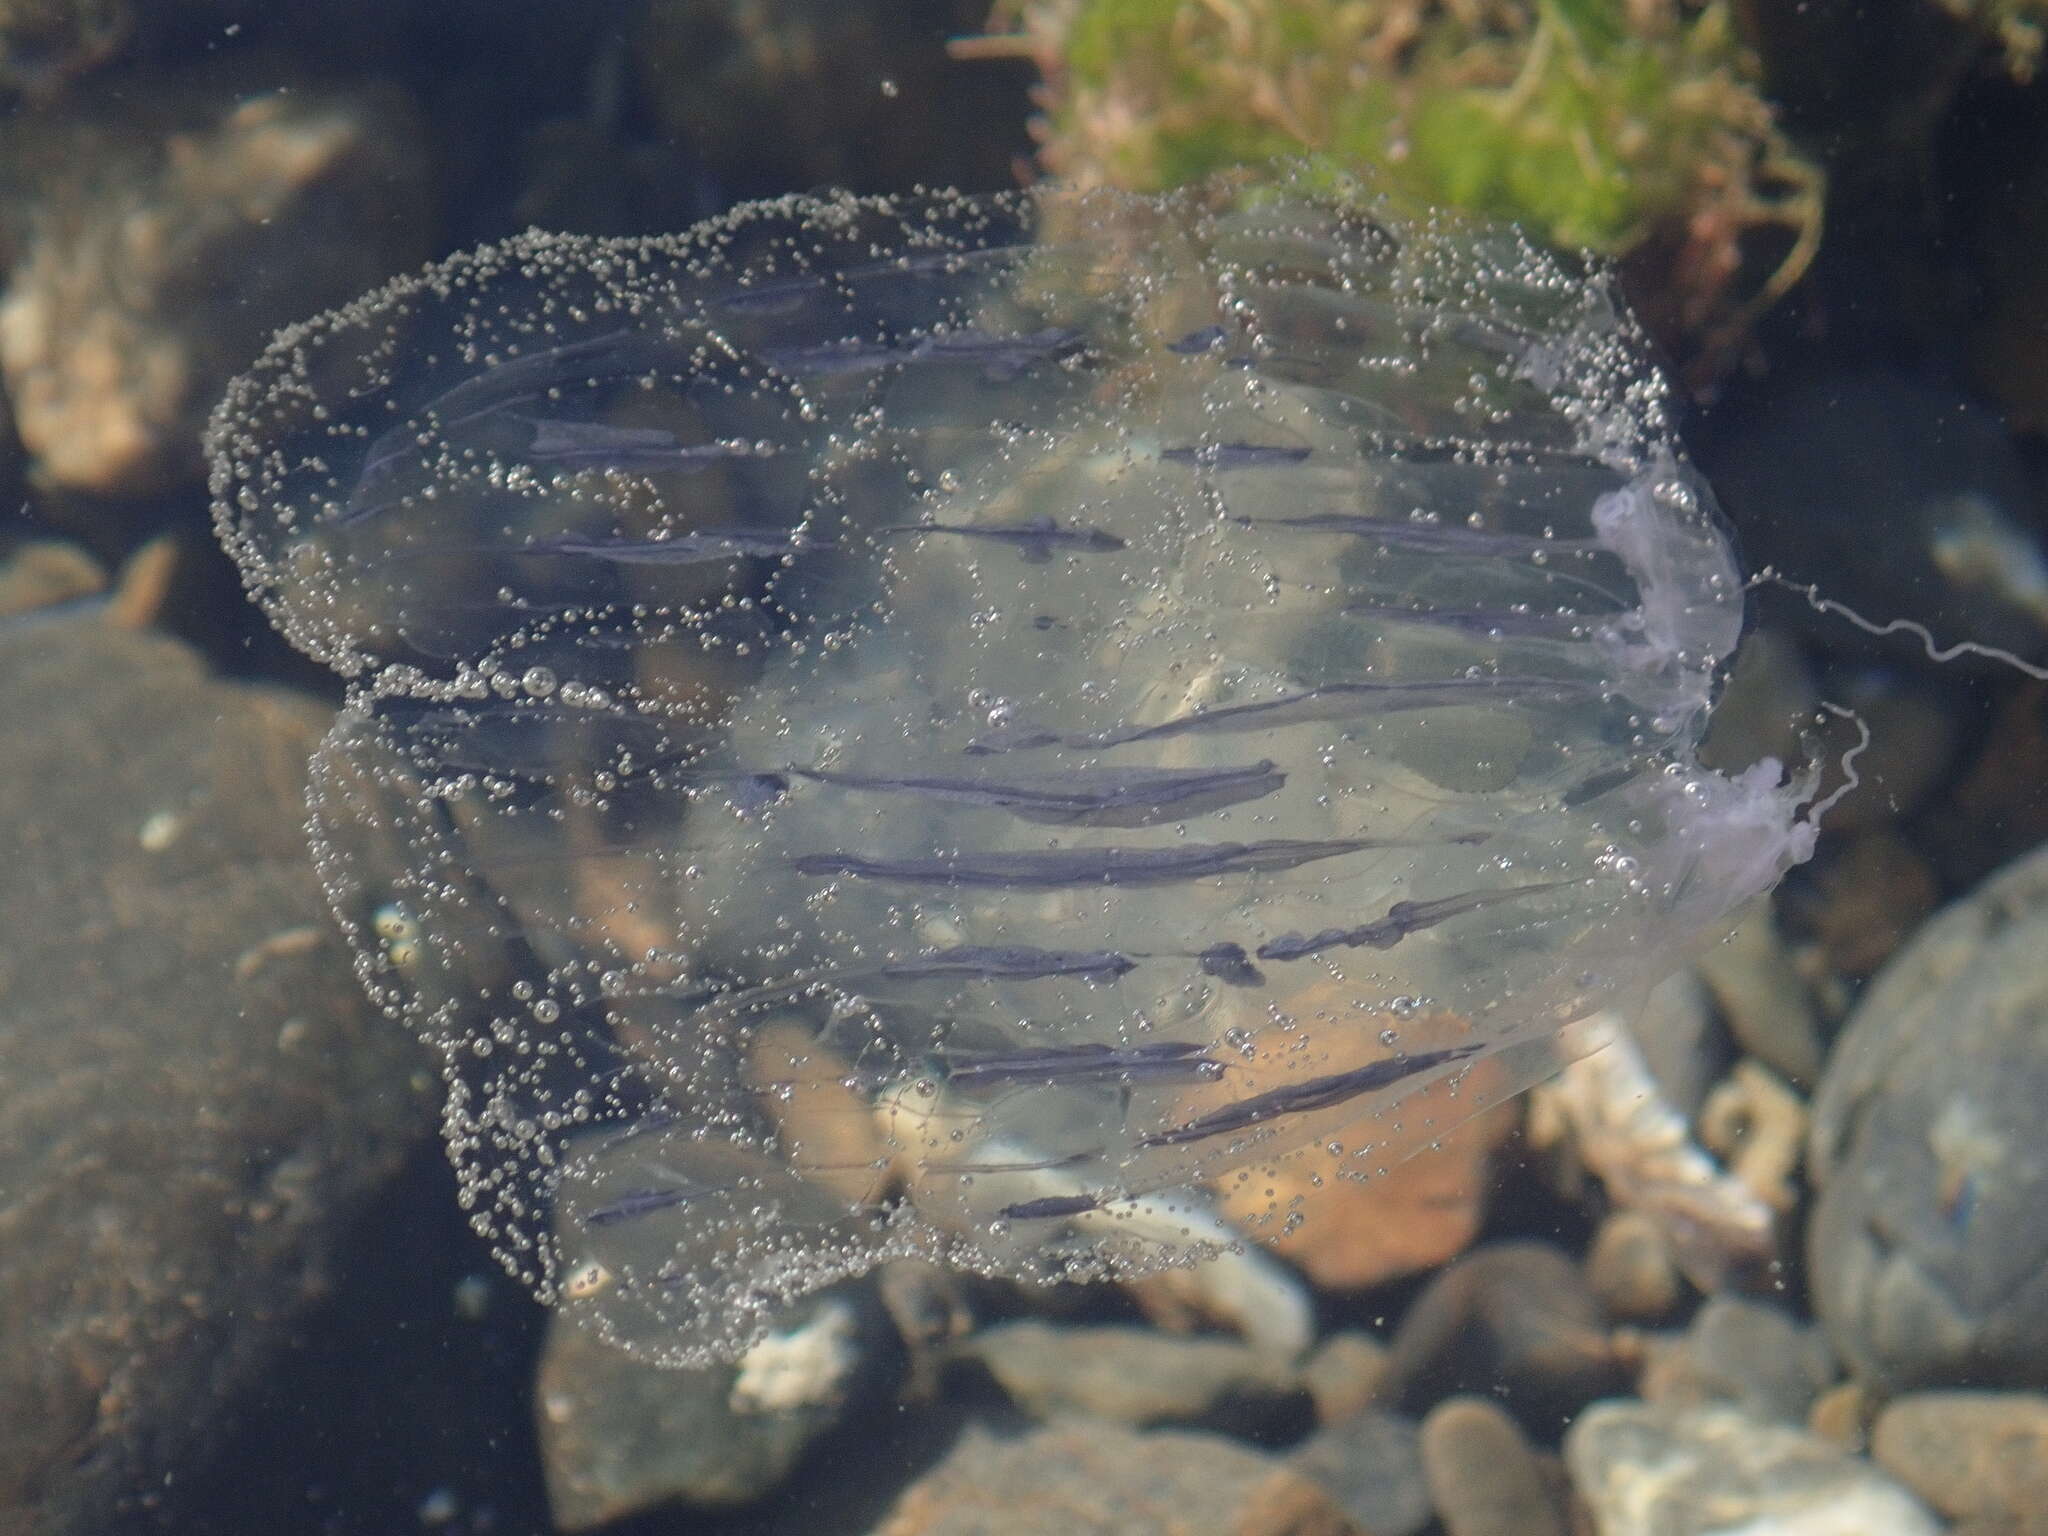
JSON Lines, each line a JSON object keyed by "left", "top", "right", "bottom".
{"left": 1379, "top": 1241, "right": 1625, "bottom": 1435}
{"left": 1210, "top": 1000, "right": 1518, "bottom": 1289}
{"left": 1420, "top": 1397, "right": 1566, "bottom": 1536}
{"left": 1300, "top": 1331, "right": 1390, "bottom": 1425}
{"left": 0, "top": 537, "right": 102, "bottom": 616}
{"left": 1585, "top": 1209, "right": 1686, "bottom": 1323}
{"left": 873, "top": 1421, "right": 1362, "bottom": 1536}
{"left": 1871, "top": 1391, "right": 2048, "bottom": 1530}
{"left": 1806, "top": 1379, "right": 1877, "bottom": 1452}
{"left": 1804, "top": 830, "right": 1939, "bottom": 977}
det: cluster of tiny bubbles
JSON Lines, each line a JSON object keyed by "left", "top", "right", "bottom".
{"left": 207, "top": 166, "right": 1837, "bottom": 1368}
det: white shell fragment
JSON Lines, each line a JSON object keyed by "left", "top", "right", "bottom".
{"left": 209, "top": 171, "right": 1828, "bottom": 1367}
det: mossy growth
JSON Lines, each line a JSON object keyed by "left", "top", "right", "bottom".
{"left": 968, "top": 0, "right": 1822, "bottom": 370}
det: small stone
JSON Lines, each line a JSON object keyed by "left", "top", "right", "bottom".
{"left": 1637, "top": 1296, "right": 1836, "bottom": 1425}
{"left": 1626, "top": 968, "right": 1729, "bottom": 1120}
{"left": 1289, "top": 1409, "right": 1432, "bottom": 1536}
{"left": 955, "top": 1322, "right": 1310, "bottom": 1436}
{"left": 1806, "top": 1380, "right": 1878, "bottom": 1452}
{"left": 1871, "top": 1391, "right": 2048, "bottom": 1529}
{"left": 1379, "top": 1241, "right": 1625, "bottom": 1435}
{"left": 1694, "top": 902, "right": 1826, "bottom": 1088}
{"left": 873, "top": 1421, "right": 1362, "bottom": 1536}
{"left": 1566, "top": 1401, "right": 1941, "bottom": 1536}
{"left": 1419, "top": 1397, "right": 1566, "bottom": 1536}
{"left": 0, "top": 538, "right": 103, "bottom": 617}
{"left": 1586, "top": 1210, "right": 1686, "bottom": 1324}
{"left": 1300, "top": 1331, "right": 1390, "bottom": 1425}
{"left": 1808, "top": 841, "right": 2048, "bottom": 1389}
{"left": 536, "top": 1291, "right": 887, "bottom": 1527}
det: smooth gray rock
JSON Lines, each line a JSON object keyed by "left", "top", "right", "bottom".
{"left": 957, "top": 1321, "right": 1309, "bottom": 1436}
{"left": 0, "top": 617, "right": 427, "bottom": 1534}
{"left": 1638, "top": 1296, "right": 1836, "bottom": 1426}
{"left": 1807, "top": 841, "right": 2048, "bottom": 1389}
{"left": 1566, "top": 1401, "right": 1940, "bottom": 1536}
{"left": 536, "top": 1290, "right": 892, "bottom": 1528}
{"left": 1288, "top": 1407, "right": 1432, "bottom": 1536}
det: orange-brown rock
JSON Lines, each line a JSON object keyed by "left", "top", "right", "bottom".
{"left": 1200, "top": 999, "right": 1520, "bottom": 1289}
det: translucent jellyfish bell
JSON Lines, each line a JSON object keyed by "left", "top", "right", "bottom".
{"left": 210, "top": 171, "right": 1826, "bottom": 1367}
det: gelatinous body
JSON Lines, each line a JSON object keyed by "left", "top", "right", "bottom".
{"left": 210, "top": 172, "right": 1824, "bottom": 1366}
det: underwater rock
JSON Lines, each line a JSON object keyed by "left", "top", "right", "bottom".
{"left": 955, "top": 1320, "right": 1310, "bottom": 1436}
{"left": 1287, "top": 1406, "right": 1434, "bottom": 1536}
{"left": 1379, "top": 1241, "right": 1625, "bottom": 1436}
{"left": 1870, "top": 1390, "right": 2048, "bottom": 1530}
{"left": 1636, "top": 1296, "right": 1836, "bottom": 1427}
{"left": 1419, "top": 1396, "right": 1567, "bottom": 1536}
{"left": 0, "top": 65, "right": 430, "bottom": 494}
{"left": 1567, "top": 1401, "right": 1941, "bottom": 1536}
{"left": 1585, "top": 1210, "right": 1687, "bottom": 1324}
{"left": 535, "top": 1288, "right": 890, "bottom": 1527}
{"left": 1215, "top": 1066, "right": 1518, "bottom": 1292}
{"left": 969, "top": 0, "right": 1822, "bottom": 377}
{"left": 209, "top": 171, "right": 1836, "bottom": 1369}
{"left": 0, "top": 616, "right": 426, "bottom": 1535}
{"left": 1808, "top": 839, "right": 2048, "bottom": 1390}
{"left": 874, "top": 1420, "right": 1361, "bottom": 1536}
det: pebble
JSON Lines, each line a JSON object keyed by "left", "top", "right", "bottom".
{"left": 1378, "top": 1241, "right": 1625, "bottom": 1435}
{"left": 1692, "top": 903, "right": 1826, "bottom": 1088}
{"left": 1636, "top": 1296, "right": 1836, "bottom": 1425}
{"left": 1586, "top": 1210, "right": 1687, "bottom": 1323}
{"left": 0, "top": 538, "right": 102, "bottom": 618}
{"left": 1420, "top": 1397, "right": 1566, "bottom": 1536}
{"left": 1566, "top": 1401, "right": 1942, "bottom": 1535}
{"left": 1288, "top": 1408, "right": 1433, "bottom": 1536}
{"left": 1807, "top": 840, "right": 2048, "bottom": 1389}
{"left": 954, "top": 1322, "right": 1310, "bottom": 1437}
{"left": 872, "top": 1421, "right": 1362, "bottom": 1536}
{"left": 1870, "top": 1390, "right": 2048, "bottom": 1530}
{"left": 1806, "top": 1379, "right": 1879, "bottom": 1451}
{"left": 1298, "top": 1331, "right": 1391, "bottom": 1426}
